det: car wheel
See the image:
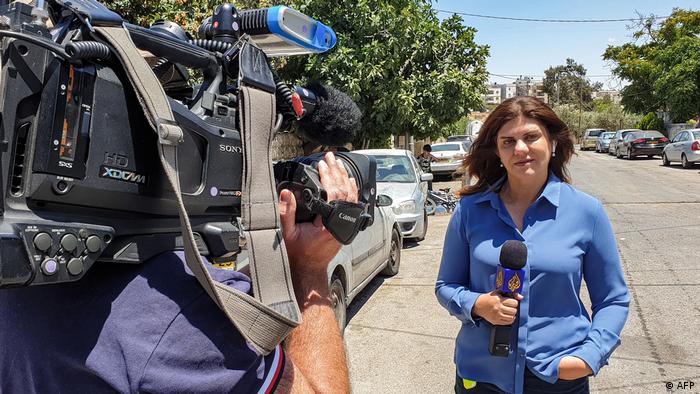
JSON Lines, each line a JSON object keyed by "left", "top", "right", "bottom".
{"left": 626, "top": 149, "right": 634, "bottom": 160}
{"left": 682, "top": 154, "right": 693, "bottom": 169}
{"left": 662, "top": 153, "right": 670, "bottom": 166}
{"left": 381, "top": 229, "right": 401, "bottom": 276}
{"left": 330, "top": 277, "right": 347, "bottom": 331}
{"left": 415, "top": 212, "right": 428, "bottom": 242}
{"left": 616, "top": 148, "right": 622, "bottom": 158}
{"left": 425, "top": 198, "right": 437, "bottom": 216}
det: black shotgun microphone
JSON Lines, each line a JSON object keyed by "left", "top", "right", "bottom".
{"left": 276, "top": 81, "right": 362, "bottom": 146}
{"left": 489, "top": 240, "right": 527, "bottom": 357}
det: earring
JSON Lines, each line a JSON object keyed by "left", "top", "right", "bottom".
{"left": 499, "top": 162, "right": 504, "bottom": 168}
{"left": 552, "top": 141, "right": 557, "bottom": 157}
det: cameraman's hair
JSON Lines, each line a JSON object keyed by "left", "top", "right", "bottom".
{"left": 422, "top": 144, "right": 432, "bottom": 152}
{"left": 457, "top": 96, "right": 574, "bottom": 197}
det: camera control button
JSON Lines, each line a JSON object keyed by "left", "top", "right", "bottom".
{"left": 67, "top": 258, "right": 84, "bottom": 276}
{"left": 61, "top": 234, "right": 79, "bottom": 252}
{"left": 33, "top": 233, "right": 53, "bottom": 252}
{"left": 41, "top": 259, "right": 59, "bottom": 276}
{"left": 85, "top": 236, "right": 103, "bottom": 253}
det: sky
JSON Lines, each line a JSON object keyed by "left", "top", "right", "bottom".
{"left": 431, "top": 0, "right": 698, "bottom": 90}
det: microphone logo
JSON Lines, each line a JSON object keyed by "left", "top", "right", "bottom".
{"left": 508, "top": 275, "right": 521, "bottom": 293}
{"left": 496, "top": 270, "right": 504, "bottom": 289}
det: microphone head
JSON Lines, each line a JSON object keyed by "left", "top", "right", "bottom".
{"left": 499, "top": 240, "right": 527, "bottom": 269}
{"left": 297, "top": 83, "right": 361, "bottom": 146}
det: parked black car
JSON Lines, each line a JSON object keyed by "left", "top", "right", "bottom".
{"left": 616, "top": 130, "right": 669, "bottom": 159}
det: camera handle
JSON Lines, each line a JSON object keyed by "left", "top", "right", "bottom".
{"left": 93, "top": 25, "right": 300, "bottom": 355}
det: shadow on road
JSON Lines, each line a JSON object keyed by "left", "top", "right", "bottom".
{"left": 346, "top": 275, "right": 386, "bottom": 325}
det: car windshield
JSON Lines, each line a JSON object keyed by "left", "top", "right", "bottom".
{"left": 587, "top": 130, "right": 605, "bottom": 137}
{"left": 374, "top": 155, "right": 416, "bottom": 183}
{"left": 432, "top": 144, "right": 462, "bottom": 152}
{"left": 601, "top": 132, "right": 615, "bottom": 139}
{"left": 447, "top": 135, "right": 470, "bottom": 141}
{"left": 639, "top": 131, "right": 665, "bottom": 138}
{"left": 694, "top": 131, "right": 700, "bottom": 139}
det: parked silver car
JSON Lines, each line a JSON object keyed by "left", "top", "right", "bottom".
{"left": 326, "top": 195, "right": 401, "bottom": 329}
{"left": 429, "top": 142, "right": 471, "bottom": 178}
{"left": 355, "top": 149, "right": 431, "bottom": 242}
{"left": 595, "top": 131, "right": 616, "bottom": 153}
{"left": 580, "top": 128, "right": 606, "bottom": 151}
{"left": 609, "top": 129, "right": 642, "bottom": 156}
{"left": 662, "top": 129, "right": 700, "bottom": 168}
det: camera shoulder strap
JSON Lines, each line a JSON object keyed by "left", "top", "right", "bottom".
{"left": 93, "top": 25, "right": 300, "bottom": 355}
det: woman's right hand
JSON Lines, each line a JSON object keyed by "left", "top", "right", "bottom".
{"left": 472, "top": 291, "right": 523, "bottom": 325}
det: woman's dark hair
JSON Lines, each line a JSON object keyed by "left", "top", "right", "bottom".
{"left": 457, "top": 96, "right": 574, "bottom": 197}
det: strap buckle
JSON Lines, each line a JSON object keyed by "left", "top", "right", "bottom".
{"left": 156, "top": 118, "right": 184, "bottom": 145}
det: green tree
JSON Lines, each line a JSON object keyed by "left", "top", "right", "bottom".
{"left": 604, "top": 9, "right": 700, "bottom": 122}
{"left": 554, "top": 103, "right": 642, "bottom": 140}
{"left": 542, "top": 58, "right": 602, "bottom": 107}
{"left": 102, "top": 0, "right": 490, "bottom": 148}
{"left": 637, "top": 112, "right": 665, "bottom": 131}
{"left": 278, "top": 0, "right": 489, "bottom": 147}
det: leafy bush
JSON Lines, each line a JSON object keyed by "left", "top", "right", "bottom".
{"left": 637, "top": 112, "right": 665, "bottom": 131}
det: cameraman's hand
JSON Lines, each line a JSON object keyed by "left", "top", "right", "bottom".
{"left": 279, "top": 152, "right": 359, "bottom": 277}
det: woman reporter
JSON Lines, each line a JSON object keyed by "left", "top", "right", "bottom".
{"left": 435, "top": 96, "right": 629, "bottom": 394}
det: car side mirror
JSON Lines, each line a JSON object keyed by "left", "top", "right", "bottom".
{"left": 420, "top": 173, "right": 434, "bottom": 182}
{"left": 376, "top": 194, "right": 393, "bottom": 207}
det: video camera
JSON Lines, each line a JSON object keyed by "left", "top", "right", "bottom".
{"left": 0, "top": 0, "right": 376, "bottom": 289}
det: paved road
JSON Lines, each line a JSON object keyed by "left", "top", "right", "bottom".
{"left": 344, "top": 149, "right": 700, "bottom": 394}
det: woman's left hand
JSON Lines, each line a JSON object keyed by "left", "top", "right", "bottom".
{"left": 557, "top": 356, "right": 593, "bottom": 381}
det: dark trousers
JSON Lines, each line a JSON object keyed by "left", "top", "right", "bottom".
{"left": 455, "top": 368, "right": 589, "bottom": 394}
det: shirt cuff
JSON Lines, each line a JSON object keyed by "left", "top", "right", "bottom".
{"left": 459, "top": 291, "right": 483, "bottom": 326}
{"left": 568, "top": 342, "right": 606, "bottom": 376}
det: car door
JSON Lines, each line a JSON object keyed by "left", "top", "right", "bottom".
{"left": 349, "top": 201, "right": 386, "bottom": 289}
{"left": 669, "top": 132, "right": 685, "bottom": 161}
{"left": 611, "top": 131, "right": 621, "bottom": 153}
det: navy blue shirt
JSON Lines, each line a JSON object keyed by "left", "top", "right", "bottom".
{"left": 436, "top": 174, "right": 630, "bottom": 394}
{"left": 0, "top": 251, "right": 283, "bottom": 393}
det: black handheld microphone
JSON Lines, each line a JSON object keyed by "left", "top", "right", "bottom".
{"left": 489, "top": 240, "right": 527, "bottom": 357}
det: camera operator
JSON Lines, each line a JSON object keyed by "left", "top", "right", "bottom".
{"left": 0, "top": 152, "right": 352, "bottom": 393}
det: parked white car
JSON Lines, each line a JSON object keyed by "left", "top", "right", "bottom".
{"left": 429, "top": 142, "right": 470, "bottom": 178}
{"left": 662, "top": 128, "right": 700, "bottom": 168}
{"left": 355, "top": 149, "right": 432, "bottom": 242}
{"left": 326, "top": 194, "right": 402, "bottom": 329}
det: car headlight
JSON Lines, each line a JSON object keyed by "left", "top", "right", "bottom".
{"left": 393, "top": 200, "right": 417, "bottom": 215}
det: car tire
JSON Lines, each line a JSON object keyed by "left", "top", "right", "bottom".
{"left": 415, "top": 212, "right": 428, "bottom": 242}
{"left": 662, "top": 153, "right": 670, "bottom": 166}
{"left": 381, "top": 229, "right": 401, "bottom": 277}
{"left": 616, "top": 148, "right": 622, "bottom": 158}
{"left": 626, "top": 149, "right": 634, "bottom": 160}
{"left": 682, "top": 154, "right": 693, "bottom": 169}
{"left": 330, "top": 277, "right": 347, "bottom": 331}
{"left": 425, "top": 198, "right": 437, "bottom": 216}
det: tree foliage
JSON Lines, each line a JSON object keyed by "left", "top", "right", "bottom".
{"left": 603, "top": 9, "right": 700, "bottom": 122}
{"left": 101, "top": 0, "right": 490, "bottom": 148}
{"left": 554, "top": 103, "right": 641, "bottom": 140}
{"left": 542, "top": 58, "right": 602, "bottom": 107}
{"left": 637, "top": 112, "right": 665, "bottom": 131}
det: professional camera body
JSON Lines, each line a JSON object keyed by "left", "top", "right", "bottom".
{"left": 0, "top": 0, "right": 375, "bottom": 289}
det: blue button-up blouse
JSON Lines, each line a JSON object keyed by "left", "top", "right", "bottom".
{"left": 435, "top": 174, "right": 630, "bottom": 394}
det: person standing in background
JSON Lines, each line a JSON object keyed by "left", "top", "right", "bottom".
{"left": 417, "top": 144, "right": 437, "bottom": 190}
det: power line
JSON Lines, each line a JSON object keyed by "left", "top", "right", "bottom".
{"left": 435, "top": 9, "right": 669, "bottom": 23}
